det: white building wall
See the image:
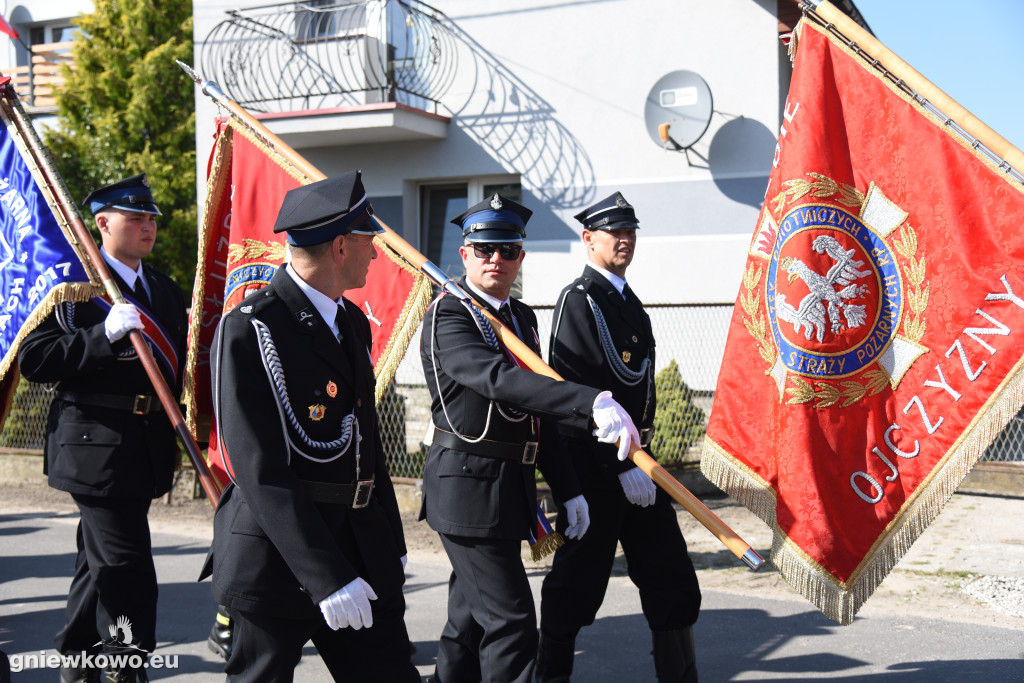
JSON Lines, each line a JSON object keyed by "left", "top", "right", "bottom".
{"left": 193, "top": 0, "right": 783, "bottom": 308}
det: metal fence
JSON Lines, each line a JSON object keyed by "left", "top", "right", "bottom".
{"left": 4, "top": 303, "right": 1024, "bottom": 479}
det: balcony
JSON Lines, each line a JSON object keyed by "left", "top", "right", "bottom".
{"left": 199, "top": 0, "right": 455, "bottom": 147}
{"left": 8, "top": 41, "right": 73, "bottom": 113}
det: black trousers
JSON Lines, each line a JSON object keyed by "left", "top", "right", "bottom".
{"left": 436, "top": 534, "right": 536, "bottom": 683}
{"left": 224, "top": 590, "right": 418, "bottom": 683}
{"left": 540, "top": 476, "right": 701, "bottom": 642}
{"left": 56, "top": 495, "right": 157, "bottom": 655}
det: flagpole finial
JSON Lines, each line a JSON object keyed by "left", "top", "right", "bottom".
{"left": 176, "top": 60, "right": 230, "bottom": 103}
{"left": 175, "top": 60, "right": 200, "bottom": 85}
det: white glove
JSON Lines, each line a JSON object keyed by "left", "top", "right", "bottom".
{"left": 104, "top": 303, "right": 143, "bottom": 343}
{"left": 401, "top": 554, "right": 407, "bottom": 570}
{"left": 591, "top": 391, "right": 641, "bottom": 461}
{"left": 319, "top": 577, "right": 378, "bottom": 631}
{"left": 563, "top": 495, "right": 590, "bottom": 540}
{"left": 618, "top": 467, "right": 656, "bottom": 507}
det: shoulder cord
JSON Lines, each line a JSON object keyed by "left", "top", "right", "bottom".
{"left": 430, "top": 296, "right": 530, "bottom": 445}
{"left": 251, "top": 318, "right": 361, "bottom": 471}
{"left": 586, "top": 293, "right": 655, "bottom": 424}
{"left": 586, "top": 293, "right": 650, "bottom": 386}
{"left": 464, "top": 299, "right": 528, "bottom": 422}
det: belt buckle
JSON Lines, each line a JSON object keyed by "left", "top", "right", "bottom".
{"left": 132, "top": 395, "right": 152, "bottom": 415}
{"left": 352, "top": 480, "right": 374, "bottom": 509}
{"left": 521, "top": 441, "right": 538, "bottom": 465}
{"left": 641, "top": 427, "right": 654, "bottom": 448}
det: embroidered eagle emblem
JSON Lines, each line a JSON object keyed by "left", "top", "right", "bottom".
{"left": 774, "top": 234, "right": 871, "bottom": 343}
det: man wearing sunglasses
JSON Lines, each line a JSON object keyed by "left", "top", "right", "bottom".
{"left": 537, "top": 192, "right": 701, "bottom": 682}
{"left": 419, "top": 193, "right": 640, "bottom": 683}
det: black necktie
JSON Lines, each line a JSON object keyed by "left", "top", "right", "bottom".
{"left": 335, "top": 305, "right": 353, "bottom": 347}
{"left": 131, "top": 277, "right": 150, "bottom": 308}
{"left": 498, "top": 303, "right": 518, "bottom": 338}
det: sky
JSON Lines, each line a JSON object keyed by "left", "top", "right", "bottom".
{"left": 851, "top": 0, "right": 1024, "bottom": 153}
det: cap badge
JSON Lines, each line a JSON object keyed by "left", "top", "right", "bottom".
{"left": 622, "top": 350, "right": 632, "bottom": 363}
{"left": 615, "top": 195, "right": 630, "bottom": 209}
{"left": 490, "top": 194, "right": 503, "bottom": 210}
{"left": 326, "top": 381, "right": 338, "bottom": 398}
{"left": 309, "top": 404, "right": 326, "bottom": 421}
{"left": 141, "top": 176, "right": 150, "bottom": 188}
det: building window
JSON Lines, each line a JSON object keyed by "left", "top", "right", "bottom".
{"left": 29, "top": 24, "right": 77, "bottom": 46}
{"left": 420, "top": 178, "right": 521, "bottom": 279}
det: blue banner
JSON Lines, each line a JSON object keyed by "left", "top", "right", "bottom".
{"left": 0, "top": 118, "right": 91, "bottom": 376}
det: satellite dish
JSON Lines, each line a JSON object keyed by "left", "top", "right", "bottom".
{"left": 644, "top": 71, "right": 714, "bottom": 150}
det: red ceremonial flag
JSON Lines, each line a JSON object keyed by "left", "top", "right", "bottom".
{"left": 183, "top": 121, "right": 432, "bottom": 485}
{"left": 702, "top": 14, "right": 1024, "bottom": 624}
{"left": 0, "top": 17, "right": 18, "bottom": 41}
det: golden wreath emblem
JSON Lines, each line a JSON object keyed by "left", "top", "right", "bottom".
{"left": 741, "top": 173, "right": 930, "bottom": 409}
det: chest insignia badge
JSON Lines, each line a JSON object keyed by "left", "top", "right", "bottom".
{"left": 308, "top": 404, "right": 326, "bottom": 421}
{"left": 622, "top": 350, "right": 631, "bottom": 363}
{"left": 326, "top": 380, "right": 338, "bottom": 398}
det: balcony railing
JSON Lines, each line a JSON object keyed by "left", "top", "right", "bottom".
{"left": 8, "top": 41, "right": 74, "bottom": 111}
{"left": 200, "top": 0, "right": 457, "bottom": 115}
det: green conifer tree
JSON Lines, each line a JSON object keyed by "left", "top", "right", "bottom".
{"left": 43, "top": 0, "right": 196, "bottom": 292}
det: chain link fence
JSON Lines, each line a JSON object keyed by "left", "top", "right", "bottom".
{"left": 4, "top": 304, "right": 1024, "bottom": 479}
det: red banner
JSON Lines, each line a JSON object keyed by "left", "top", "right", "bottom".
{"left": 702, "top": 18, "right": 1024, "bottom": 623}
{"left": 183, "top": 122, "right": 432, "bottom": 484}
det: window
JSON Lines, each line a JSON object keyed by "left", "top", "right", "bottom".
{"left": 29, "top": 24, "right": 76, "bottom": 46}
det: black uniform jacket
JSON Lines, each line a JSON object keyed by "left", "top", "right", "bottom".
{"left": 419, "top": 280, "right": 600, "bottom": 539}
{"left": 207, "top": 267, "right": 407, "bottom": 620}
{"left": 17, "top": 266, "right": 187, "bottom": 499}
{"left": 550, "top": 265, "right": 657, "bottom": 477}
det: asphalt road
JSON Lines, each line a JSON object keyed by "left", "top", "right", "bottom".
{"left": 1, "top": 490, "right": 1022, "bottom": 681}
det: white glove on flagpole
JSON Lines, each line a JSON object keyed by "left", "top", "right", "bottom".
{"left": 319, "top": 577, "right": 378, "bottom": 630}
{"left": 591, "top": 391, "right": 641, "bottom": 461}
{"left": 104, "top": 303, "right": 143, "bottom": 343}
{"left": 618, "top": 467, "right": 657, "bottom": 507}
{"left": 562, "top": 495, "right": 590, "bottom": 539}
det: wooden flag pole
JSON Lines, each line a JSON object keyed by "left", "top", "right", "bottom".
{"left": 802, "top": 0, "right": 1024, "bottom": 173}
{"left": 179, "top": 61, "right": 764, "bottom": 570}
{"left": 0, "top": 81, "right": 224, "bottom": 508}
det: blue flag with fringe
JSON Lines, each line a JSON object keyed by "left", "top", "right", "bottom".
{"left": 0, "top": 85, "right": 94, "bottom": 411}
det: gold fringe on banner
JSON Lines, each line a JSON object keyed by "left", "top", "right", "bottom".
{"left": 372, "top": 242, "right": 433, "bottom": 405}
{"left": 0, "top": 282, "right": 98, "bottom": 381}
{"left": 182, "top": 125, "right": 234, "bottom": 438}
{"left": 706, "top": 357, "right": 1024, "bottom": 625}
{"left": 699, "top": 436, "right": 777, "bottom": 526}
{"left": 530, "top": 530, "right": 564, "bottom": 562}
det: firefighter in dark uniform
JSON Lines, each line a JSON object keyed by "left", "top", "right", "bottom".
{"left": 419, "top": 193, "right": 641, "bottom": 683}
{"left": 537, "top": 192, "right": 702, "bottom": 682}
{"left": 18, "top": 174, "right": 187, "bottom": 683}
{"left": 203, "top": 172, "right": 417, "bottom": 682}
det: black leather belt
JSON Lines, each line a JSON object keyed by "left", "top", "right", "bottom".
{"left": 433, "top": 428, "right": 538, "bottom": 465}
{"left": 57, "top": 390, "right": 163, "bottom": 415}
{"left": 302, "top": 479, "right": 374, "bottom": 508}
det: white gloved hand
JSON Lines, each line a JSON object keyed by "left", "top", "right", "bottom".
{"left": 563, "top": 495, "right": 590, "bottom": 540}
{"left": 104, "top": 303, "right": 143, "bottom": 343}
{"left": 591, "top": 391, "right": 641, "bottom": 461}
{"left": 319, "top": 577, "right": 378, "bottom": 631}
{"left": 618, "top": 467, "right": 657, "bottom": 507}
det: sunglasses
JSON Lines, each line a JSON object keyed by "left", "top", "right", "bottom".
{"left": 470, "top": 243, "right": 523, "bottom": 260}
